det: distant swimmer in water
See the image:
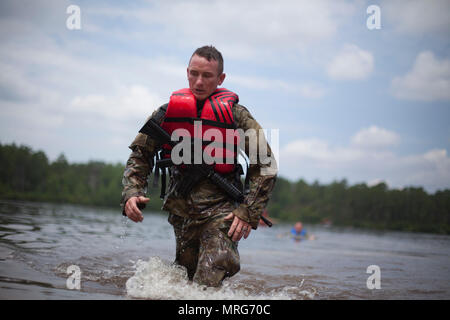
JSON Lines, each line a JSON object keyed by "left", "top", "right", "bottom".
{"left": 278, "top": 221, "right": 316, "bottom": 242}
{"left": 291, "top": 222, "right": 306, "bottom": 240}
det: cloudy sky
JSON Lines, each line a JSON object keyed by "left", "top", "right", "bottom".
{"left": 1, "top": 0, "right": 449, "bottom": 192}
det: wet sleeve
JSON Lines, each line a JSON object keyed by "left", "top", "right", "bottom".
{"left": 231, "top": 104, "right": 278, "bottom": 229}
{"left": 120, "top": 105, "right": 166, "bottom": 213}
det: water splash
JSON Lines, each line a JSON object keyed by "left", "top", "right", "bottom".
{"left": 126, "top": 256, "right": 316, "bottom": 300}
{"left": 116, "top": 216, "right": 130, "bottom": 249}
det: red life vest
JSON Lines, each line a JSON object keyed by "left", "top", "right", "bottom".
{"left": 161, "top": 88, "right": 239, "bottom": 174}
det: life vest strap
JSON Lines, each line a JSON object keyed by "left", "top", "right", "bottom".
{"left": 163, "top": 117, "right": 236, "bottom": 129}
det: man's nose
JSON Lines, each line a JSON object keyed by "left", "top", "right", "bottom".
{"left": 195, "top": 76, "right": 204, "bottom": 86}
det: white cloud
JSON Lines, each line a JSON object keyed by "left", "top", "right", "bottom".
{"left": 0, "top": 83, "right": 164, "bottom": 163}
{"left": 280, "top": 126, "right": 450, "bottom": 192}
{"left": 326, "top": 44, "right": 374, "bottom": 80}
{"left": 89, "top": 0, "right": 356, "bottom": 56}
{"left": 282, "top": 138, "right": 362, "bottom": 165}
{"left": 228, "top": 75, "right": 325, "bottom": 99}
{"left": 69, "top": 85, "right": 164, "bottom": 125}
{"left": 351, "top": 126, "right": 400, "bottom": 149}
{"left": 367, "top": 178, "right": 387, "bottom": 187}
{"left": 0, "top": 61, "right": 61, "bottom": 105}
{"left": 382, "top": 0, "right": 450, "bottom": 35}
{"left": 391, "top": 51, "right": 450, "bottom": 101}
{"left": 298, "top": 84, "right": 326, "bottom": 99}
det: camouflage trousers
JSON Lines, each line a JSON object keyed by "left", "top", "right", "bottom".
{"left": 168, "top": 212, "right": 240, "bottom": 287}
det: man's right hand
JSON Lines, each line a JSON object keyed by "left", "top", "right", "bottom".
{"left": 124, "top": 196, "right": 150, "bottom": 223}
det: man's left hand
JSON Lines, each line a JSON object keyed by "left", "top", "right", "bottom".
{"left": 225, "top": 213, "right": 251, "bottom": 241}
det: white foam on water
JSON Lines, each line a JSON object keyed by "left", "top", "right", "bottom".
{"left": 125, "top": 256, "right": 316, "bottom": 300}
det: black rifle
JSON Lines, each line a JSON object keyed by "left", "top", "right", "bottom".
{"left": 139, "top": 117, "right": 273, "bottom": 227}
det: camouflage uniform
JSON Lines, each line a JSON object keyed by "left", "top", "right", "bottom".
{"left": 121, "top": 102, "right": 277, "bottom": 287}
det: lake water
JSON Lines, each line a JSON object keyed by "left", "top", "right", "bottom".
{"left": 0, "top": 200, "right": 449, "bottom": 300}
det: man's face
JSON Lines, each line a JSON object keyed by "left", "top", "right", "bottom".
{"left": 187, "top": 54, "right": 225, "bottom": 101}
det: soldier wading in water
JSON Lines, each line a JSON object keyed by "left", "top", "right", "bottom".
{"left": 121, "top": 45, "right": 277, "bottom": 287}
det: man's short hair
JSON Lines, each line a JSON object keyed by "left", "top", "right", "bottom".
{"left": 190, "top": 45, "right": 224, "bottom": 75}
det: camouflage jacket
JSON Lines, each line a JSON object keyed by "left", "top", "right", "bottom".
{"left": 120, "top": 102, "right": 277, "bottom": 229}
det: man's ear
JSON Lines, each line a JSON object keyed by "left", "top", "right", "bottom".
{"left": 218, "top": 73, "right": 226, "bottom": 85}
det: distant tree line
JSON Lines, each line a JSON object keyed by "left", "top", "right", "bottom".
{"left": 268, "top": 177, "right": 450, "bottom": 234}
{"left": 0, "top": 143, "right": 164, "bottom": 212}
{"left": 1, "top": 143, "right": 449, "bottom": 234}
